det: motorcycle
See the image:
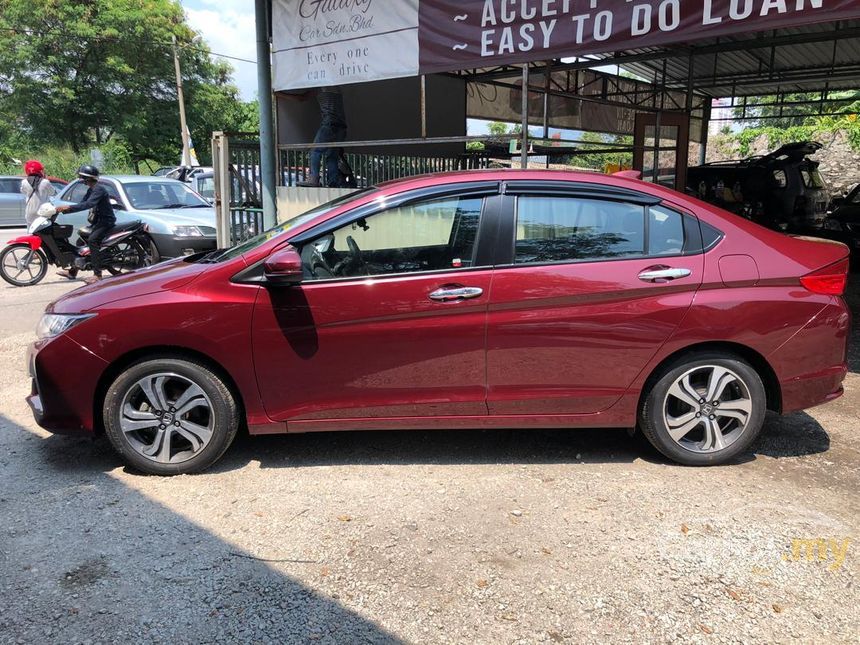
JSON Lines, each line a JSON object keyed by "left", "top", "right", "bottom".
{"left": 1, "top": 206, "right": 153, "bottom": 287}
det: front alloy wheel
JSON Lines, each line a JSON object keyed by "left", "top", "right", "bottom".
{"left": 639, "top": 354, "right": 766, "bottom": 465}
{"left": 103, "top": 357, "right": 239, "bottom": 475}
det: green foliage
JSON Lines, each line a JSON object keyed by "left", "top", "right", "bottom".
{"left": 571, "top": 132, "right": 633, "bottom": 170}
{"left": 731, "top": 102, "right": 860, "bottom": 156}
{"left": 0, "top": 0, "right": 255, "bottom": 166}
{"left": 727, "top": 92, "right": 860, "bottom": 155}
{"left": 465, "top": 141, "right": 485, "bottom": 151}
{"left": 487, "top": 121, "right": 510, "bottom": 136}
{"left": 0, "top": 141, "right": 139, "bottom": 179}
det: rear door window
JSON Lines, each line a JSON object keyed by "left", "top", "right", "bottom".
{"left": 515, "top": 196, "right": 645, "bottom": 263}
{"left": 514, "top": 196, "right": 688, "bottom": 264}
{"left": 0, "top": 178, "right": 20, "bottom": 193}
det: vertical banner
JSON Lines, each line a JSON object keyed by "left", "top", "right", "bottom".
{"left": 272, "top": 0, "right": 420, "bottom": 91}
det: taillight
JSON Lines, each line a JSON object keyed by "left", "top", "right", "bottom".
{"left": 800, "top": 258, "right": 849, "bottom": 295}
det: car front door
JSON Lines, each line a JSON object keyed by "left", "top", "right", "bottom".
{"left": 486, "top": 184, "right": 705, "bottom": 416}
{"left": 251, "top": 184, "right": 500, "bottom": 427}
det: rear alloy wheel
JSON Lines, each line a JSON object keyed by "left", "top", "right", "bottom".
{"left": 103, "top": 357, "right": 239, "bottom": 475}
{"left": 639, "top": 354, "right": 766, "bottom": 465}
{"left": 105, "top": 239, "right": 149, "bottom": 275}
{"left": 0, "top": 244, "right": 48, "bottom": 286}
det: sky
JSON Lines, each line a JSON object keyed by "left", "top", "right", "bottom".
{"left": 183, "top": 0, "right": 259, "bottom": 100}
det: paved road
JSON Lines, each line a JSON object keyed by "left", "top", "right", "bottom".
{"left": 1, "top": 227, "right": 83, "bottom": 333}
{"left": 0, "top": 254, "right": 857, "bottom": 643}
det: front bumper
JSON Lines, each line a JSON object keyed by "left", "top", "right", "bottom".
{"left": 27, "top": 335, "right": 109, "bottom": 435}
{"left": 151, "top": 232, "right": 216, "bottom": 259}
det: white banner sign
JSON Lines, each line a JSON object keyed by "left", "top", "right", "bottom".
{"left": 272, "top": 0, "right": 420, "bottom": 91}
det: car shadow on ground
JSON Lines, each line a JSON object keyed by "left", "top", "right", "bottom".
{"left": 215, "top": 412, "right": 830, "bottom": 473}
{"left": 0, "top": 413, "right": 403, "bottom": 643}
{"left": 33, "top": 412, "right": 832, "bottom": 476}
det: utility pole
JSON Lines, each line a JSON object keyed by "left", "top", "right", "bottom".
{"left": 172, "top": 36, "right": 192, "bottom": 168}
{"left": 255, "top": 0, "right": 277, "bottom": 229}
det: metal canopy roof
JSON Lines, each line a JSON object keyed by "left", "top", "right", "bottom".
{"left": 613, "top": 20, "right": 860, "bottom": 97}
{"left": 459, "top": 20, "right": 860, "bottom": 100}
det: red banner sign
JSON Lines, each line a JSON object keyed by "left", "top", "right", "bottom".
{"left": 418, "top": 0, "right": 860, "bottom": 74}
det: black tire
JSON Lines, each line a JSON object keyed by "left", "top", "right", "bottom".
{"left": 149, "top": 239, "right": 162, "bottom": 264}
{"left": 105, "top": 238, "right": 148, "bottom": 275}
{"left": 0, "top": 244, "right": 49, "bottom": 286}
{"left": 102, "top": 357, "right": 239, "bottom": 475}
{"left": 638, "top": 352, "right": 767, "bottom": 466}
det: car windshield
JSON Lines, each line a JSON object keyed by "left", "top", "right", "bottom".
{"left": 124, "top": 181, "right": 210, "bottom": 209}
{"left": 205, "top": 187, "right": 378, "bottom": 263}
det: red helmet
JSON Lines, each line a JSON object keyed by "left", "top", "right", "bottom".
{"left": 24, "top": 160, "right": 45, "bottom": 176}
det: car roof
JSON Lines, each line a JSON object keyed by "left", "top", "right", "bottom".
{"left": 97, "top": 175, "right": 188, "bottom": 184}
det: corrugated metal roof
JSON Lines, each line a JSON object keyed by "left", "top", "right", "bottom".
{"left": 612, "top": 20, "right": 860, "bottom": 97}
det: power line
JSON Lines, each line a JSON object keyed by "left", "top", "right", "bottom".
{"left": 0, "top": 27, "right": 257, "bottom": 65}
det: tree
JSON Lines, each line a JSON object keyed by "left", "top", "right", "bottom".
{"left": 0, "top": 0, "right": 247, "bottom": 164}
{"left": 487, "top": 121, "right": 510, "bottom": 136}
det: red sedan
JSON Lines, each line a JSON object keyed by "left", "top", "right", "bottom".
{"left": 27, "top": 171, "right": 851, "bottom": 475}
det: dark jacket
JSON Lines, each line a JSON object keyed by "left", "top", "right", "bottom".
{"left": 64, "top": 183, "right": 116, "bottom": 226}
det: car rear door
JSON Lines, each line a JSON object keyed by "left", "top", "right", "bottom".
{"left": 0, "top": 178, "right": 24, "bottom": 227}
{"left": 251, "top": 182, "right": 502, "bottom": 427}
{"left": 486, "top": 182, "right": 705, "bottom": 416}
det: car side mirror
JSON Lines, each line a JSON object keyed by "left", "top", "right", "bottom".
{"left": 263, "top": 245, "right": 304, "bottom": 285}
{"left": 109, "top": 198, "right": 124, "bottom": 210}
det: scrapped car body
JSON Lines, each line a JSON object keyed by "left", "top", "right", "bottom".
{"left": 823, "top": 183, "right": 860, "bottom": 259}
{"left": 27, "top": 170, "right": 850, "bottom": 475}
{"left": 687, "top": 141, "right": 829, "bottom": 232}
{"left": 54, "top": 176, "right": 217, "bottom": 259}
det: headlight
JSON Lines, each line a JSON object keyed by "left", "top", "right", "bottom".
{"left": 36, "top": 313, "right": 96, "bottom": 339}
{"left": 173, "top": 226, "right": 204, "bottom": 237}
{"left": 823, "top": 219, "right": 843, "bottom": 231}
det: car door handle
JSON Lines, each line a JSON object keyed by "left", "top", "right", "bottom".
{"left": 638, "top": 266, "right": 692, "bottom": 282}
{"left": 428, "top": 286, "right": 484, "bottom": 302}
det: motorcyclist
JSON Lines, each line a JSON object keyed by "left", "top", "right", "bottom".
{"left": 20, "top": 160, "right": 56, "bottom": 227}
{"left": 55, "top": 165, "right": 116, "bottom": 283}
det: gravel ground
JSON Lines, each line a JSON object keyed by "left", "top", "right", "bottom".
{"left": 0, "top": 239, "right": 857, "bottom": 644}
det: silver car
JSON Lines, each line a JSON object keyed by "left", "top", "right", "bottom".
{"left": 54, "top": 175, "right": 217, "bottom": 259}
{"left": 0, "top": 176, "right": 67, "bottom": 227}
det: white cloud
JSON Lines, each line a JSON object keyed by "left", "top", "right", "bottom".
{"left": 185, "top": 1, "right": 258, "bottom": 100}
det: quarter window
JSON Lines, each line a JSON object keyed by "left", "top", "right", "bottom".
{"left": 302, "top": 195, "right": 484, "bottom": 280}
{"left": 63, "top": 181, "right": 89, "bottom": 203}
{"left": 98, "top": 181, "right": 122, "bottom": 202}
{"left": 514, "top": 196, "right": 686, "bottom": 263}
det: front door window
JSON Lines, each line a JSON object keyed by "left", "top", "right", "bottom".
{"left": 301, "top": 195, "right": 484, "bottom": 280}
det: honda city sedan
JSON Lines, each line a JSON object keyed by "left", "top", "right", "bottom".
{"left": 27, "top": 170, "right": 851, "bottom": 475}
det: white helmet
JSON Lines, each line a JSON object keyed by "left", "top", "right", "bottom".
{"left": 37, "top": 202, "right": 57, "bottom": 218}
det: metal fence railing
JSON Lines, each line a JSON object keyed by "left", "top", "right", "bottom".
{"left": 278, "top": 149, "right": 492, "bottom": 188}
